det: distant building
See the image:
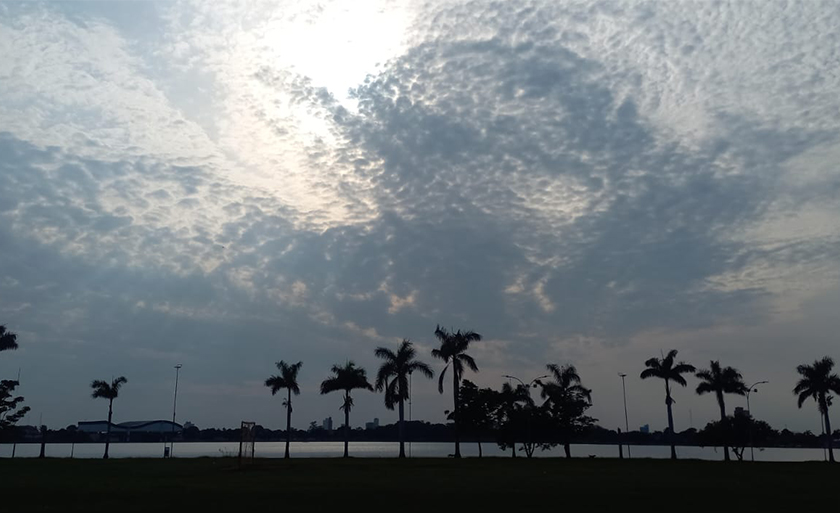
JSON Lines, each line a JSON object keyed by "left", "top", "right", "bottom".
{"left": 78, "top": 420, "right": 183, "bottom": 441}
{"left": 639, "top": 424, "right": 650, "bottom": 434}
{"left": 323, "top": 417, "right": 333, "bottom": 431}
{"left": 365, "top": 418, "right": 380, "bottom": 430}
{"left": 734, "top": 407, "right": 750, "bottom": 418}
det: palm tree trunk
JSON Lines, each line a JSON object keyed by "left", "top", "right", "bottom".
{"left": 665, "top": 380, "right": 676, "bottom": 460}
{"left": 344, "top": 391, "right": 350, "bottom": 458}
{"left": 285, "top": 388, "right": 292, "bottom": 459}
{"left": 453, "top": 371, "right": 461, "bottom": 458}
{"left": 511, "top": 443, "right": 516, "bottom": 458}
{"left": 478, "top": 440, "right": 482, "bottom": 458}
{"left": 564, "top": 442, "right": 571, "bottom": 458}
{"left": 398, "top": 397, "right": 406, "bottom": 458}
{"left": 104, "top": 399, "right": 113, "bottom": 460}
{"left": 719, "top": 395, "right": 730, "bottom": 461}
{"left": 823, "top": 397, "right": 835, "bottom": 463}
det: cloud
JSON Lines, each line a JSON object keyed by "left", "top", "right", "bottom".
{"left": 0, "top": 0, "right": 838, "bottom": 432}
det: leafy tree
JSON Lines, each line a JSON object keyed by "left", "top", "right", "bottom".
{"left": 431, "top": 325, "right": 481, "bottom": 458}
{"left": 695, "top": 361, "right": 747, "bottom": 461}
{"left": 0, "top": 325, "right": 18, "bottom": 352}
{"left": 640, "top": 350, "right": 695, "bottom": 459}
{"left": 320, "top": 361, "right": 373, "bottom": 457}
{"left": 540, "top": 364, "right": 594, "bottom": 458}
{"left": 90, "top": 376, "right": 128, "bottom": 459}
{"left": 495, "top": 382, "right": 534, "bottom": 457}
{"left": 697, "top": 411, "right": 776, "bottom": 461}
{"left": 265, "top": 360, "right": 302, "bottom": 459}
{"left": 0, "top": 325, "right": 29, "bottom": 440}
{"left": 794, "top": 356, "right": 840, "bottom": 463}
{"left": 451, "top": 380, "right": 496, "bottom": 457}
{"left": 374, "top": 340, "right": 434, "bottom": 458}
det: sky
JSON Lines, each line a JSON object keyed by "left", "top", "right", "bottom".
{"left": 1, "top": 0, "right": 839, "bottom": 434}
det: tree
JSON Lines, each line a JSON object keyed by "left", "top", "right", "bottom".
{"left": 695, "top": 360, "right": 747, "bottom": 461}
{"left": 697, "top": 410, "right": 776, "bottom": 461}
{"left": 495, "top": 381, "right": 534, "bottom": 457}
{"left": 0, "top": 325, "right": 29, "bottom": 439}
{"left": 431, "top": 325, "right": 481, "bottom": 458}
{"left": 265, "top": 360, "right": 303, "bottom": 459}
{"left": 0, "top": 325, "right": 18, "bottom": 352}
{"left": 794, "top": 356, "right": 840, "bottom": 463}
{"left": 452, "top": 380, "right": 496, "bottom": 457}
{"left": 374, "top": 340, "right": 434, "bottom": 458}
{"left": 540, "top": 364, "right": 594, "bottom": 458}
{"left": 640, "top": 350, "right": 695, "bottom": 459}
{"left": 90, "top": 376, "right": 128, "bottom": 459}
{"left": 320, "top": 361, "right": 373, "bottom": 457}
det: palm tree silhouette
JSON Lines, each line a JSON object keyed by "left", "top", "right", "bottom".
{"left": 265, "top": 360, "right": 302, "bottom": 459}
{"left": 0, "top": 325, "right": 18, "bottom": 352}
{"left": 640, "top": 350, "right": 695, "bottom": 459}
{"left": 794, "top": 356, "right": 840, "bottom": 463}
{"left": 695, "top": 360, "right": 747, "bottom": 461}
{"left": 431, "top": 325, "right": 482, "bottom": 458}
{"left": 90, "top": 376, "right": 128, "bottom": 459}
{"left": 320, "top": 361, "right": 373, "bottom": 457}
{"left": 374, "top": 340, "right": 434, "bottom": 458}
{"left": 540, "top": 364, "right": 592, "bottom": 458}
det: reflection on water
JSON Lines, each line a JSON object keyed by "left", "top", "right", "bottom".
{"left": 0, "top": 441, "right": 831, "bottom": 461}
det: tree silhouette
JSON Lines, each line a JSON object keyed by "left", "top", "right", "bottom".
{"left": 695, "top": 360, "right": 747, "bottom": 461}
{"left": 452, "top": 380, "right": 496, "bottom": 457}
{"left": 640, "top": 350, "right": 695, "bottom": 459}
{"left": 431, "top": 325, "right": 482, "bottom": 458}
{"left": 0, "top": 325, "right": 18, "bottom": 352}
{"left": 540, "top": 364, "right": 594, "bottom": 458}
{"left": 90, "top": 376, "right": 128, "bottom": 459}
{"left": 374, "top": 340, "right": 434, "bottom": 458}
{"left": 495, "top": 381, "right": 534, "bottom": 457}
{"left": 1, "top": 325, "right": 29, "bottom": 436}
{"left": 265, "top": 360, "right": 302, "bottom": 459}
{"left": 320, "top": 362, "right": 373, "bottom": 457}
{"left": 794, "top": 356, "right": 840, "bottom": 463}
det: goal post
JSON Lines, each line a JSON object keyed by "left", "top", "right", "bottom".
{"left": 238, "top": 421, "right": 256, "bottom": 467}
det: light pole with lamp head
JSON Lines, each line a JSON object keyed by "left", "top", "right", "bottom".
{"left": 619, "top": 373, "right": 631, "bottom": 458}
{"left": 746, "top": 380, "right": 767, "bottom": 462}
{"left": 170, "top": 364, "right": 182, "bottom": 457}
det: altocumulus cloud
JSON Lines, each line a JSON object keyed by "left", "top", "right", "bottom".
{"left": 0, "top": 0, "right": 838, "bottom": 431}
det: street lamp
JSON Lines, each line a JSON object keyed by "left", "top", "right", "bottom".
{"left": 503, "top": 374, "right": 549, "bottom": 456}
{"left": 170, "top": 364, "right": 183, "bottom": 457}
{"left": 746, "top": 380, "right": 768, "bottom": 462}
{"left": 619, "top": 373, "right": 631, "bottom": 458}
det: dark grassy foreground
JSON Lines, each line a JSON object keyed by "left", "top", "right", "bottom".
{"left": 2, "top": 457, "right": 835, "bottom": 512}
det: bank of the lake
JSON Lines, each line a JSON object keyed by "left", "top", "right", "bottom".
{"left": 2, "top": 457, "right": 837, "bottom": 512}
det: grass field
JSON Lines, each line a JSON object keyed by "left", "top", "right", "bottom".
{"left": 2, "top": 457, "right": 836, "bottom": 512}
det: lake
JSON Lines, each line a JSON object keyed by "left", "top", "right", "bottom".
{"left": 0, "top": 441, "right": 832, "bottom": 461}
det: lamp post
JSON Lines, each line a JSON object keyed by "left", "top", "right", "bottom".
{"left": 746, "top": 380, "right": 767, "bottom": 462}
{"left": 503, "top": 374, "right": 549, "bottom": 456}
{"left": 619, "top": 373, "right": 631, "bottom": 458}
{"left": 170, "top": 364, "right": 182, "bottom": 457}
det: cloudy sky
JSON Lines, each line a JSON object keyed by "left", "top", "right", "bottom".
{"left": 1, "top": 0, "right": 839, "bottom": 434}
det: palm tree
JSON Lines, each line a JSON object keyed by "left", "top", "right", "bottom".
{"left": 265, "top": 360, "right": 302, "bottom": 459}
{"left": 695, "top": 361, "right": 747, "bottom": 461}
{"left": 431, "top": 325, "right": 482, "bottom": 458}
{"left": 320, "top": 361, "right": 373, "bottom": 457}
{"left": 0, "top": 325, "right": 18, "bottom": 352}
{"left": 794, "top": 356, "right": 840, "bottom": 463}
{"left": 540, "top": 364, "right": 593, "bottom": 458}
{"left": 640, "top": 350, "right": 695, "bottom": 459}
{"left": 90, "top": 376, "right": 128, "bottom": 459}
{"left": 374, "top": 340, "right": 434, "bottom": 458}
